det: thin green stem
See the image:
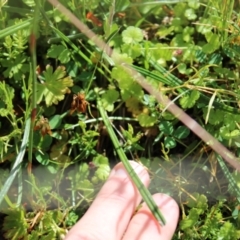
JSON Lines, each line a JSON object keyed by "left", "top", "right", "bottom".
{"left": 97, "top": 94, "right": 166, "bottom": 225}
{"left": 28, "top": 0, "right": 40, "bottom": 170}
{"left": 65, "top": 116, "right": 138, "bottom": 130}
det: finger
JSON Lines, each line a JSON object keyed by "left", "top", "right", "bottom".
{"left": 65, "top": 161, "right": 150, "bottom": 240}
{"left": 123, "top": 193, "right": 179, "bottom": 240}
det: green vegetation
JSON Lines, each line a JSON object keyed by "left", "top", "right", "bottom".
{"left": 0, "top": 0, "right": 240, "bottom": 239}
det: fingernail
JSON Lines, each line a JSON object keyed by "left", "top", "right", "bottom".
{"left": 114, "top": 167, "right": 128, "bottom": 176}
{"left": 112, "top": 161, "right": 144, "bottom": 177}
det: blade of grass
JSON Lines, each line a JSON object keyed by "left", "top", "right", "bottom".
{"left": 0, "top": 18, "right": 32, "bottom": 39}
{"left": 2, "top": 5, "right": 34, "bottom": 15}
{"left": 205, "top": 90, "right": 217, "bottom": 124}
{"left": 0, "top": 119, "right": 31, "bottom": 206}
{"left": 97, "top": 93, "right": 166, "bottom": 225}
{"left": 28, "top": 0, "right": 41, "bottom": 173}
{"left": 216, "top": 154, "right": 240, "bottom": 202}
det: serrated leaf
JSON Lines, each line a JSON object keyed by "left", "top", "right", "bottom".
{"left": 95, "top": 164, "right": 111, "bottom": 181}
{"left": 137, "top": 113, "right": 158, "bottom": 127}
{"left": 111, "top": 66, "right": 133, "bottom": 85}
{"left": 111, "top": 52, "right": 133, "bottom": 65}
{"left": 186, "top": 193, "right": 208, "bottom": 212}
{"left": 78, "top": 179, "right": 94, "bottom": 197}
{"left": 78, "top": 163, "right": 90, "bottom": 180}
{"left": 122, "top": 26, "right": 144, "bottom": 44}
{"left": 112, "top": 66, "right": 143, "bottom": 100}
{"left": 217, "top": 221, "right": 238, "bottom": 240}
{"left": 92, "top": 154, "right": 109, "bottom": 165}
{"left": 179, "top": 90, "right": 200, "bottom": 108}
{"left": 28, "top": 231, "right": 39, "bottom": 240}
{"left": 3, "top": 208, "right": 28, "bottom": 239}
{"left": 125, "top": 97, "right": 143, "bottom": 116}
{"left": 121, "top": 43, "right": 142, "bottom": 59}
{"left": 91, "top": 155, "right": 110, "bottom": 181}
{"left": 220, "top": 127, "right": 240, "bottom": 140}
{"left": 65, "top": 211, "right": 79, "bottom": 226}
{"left": 180, "top": 208, "right": 200, "bottom": 230}
{"left": 2, "top": 55, "right": 28, "bottom": 79}
{"left": 0, "top": 108, "right": 10, "bottom": 117}
{"left": 150, "top": 43, "right": 173, "bottom": 61}
{"left": 101, "top": 89, "right": 119, "bottom": 111}
{"left": 0, "top": 82, "right": 14, "bottom": 113}
{"left": 37, "top": 65, "right": 73, "bottom": 106}
{"left": 121, "top": 82, "right": 143, "bottom": 101}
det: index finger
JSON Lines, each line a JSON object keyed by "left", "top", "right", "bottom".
{"left": 65, "top": 161, "right": 150, "bottom": 240}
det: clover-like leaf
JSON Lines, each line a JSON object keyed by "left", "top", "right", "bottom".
{"left": 122, "top": 26, "right": 144, "bottom": 44}
{"left": 159, "top": 121, "right": 174, "bottom": 135}
{"left": 47, "top": 44, "right": 71, "bottom": 63}
{"left": 121, "top": 43, "right": 142, "bottom": 59}
{"left": 164, "top": 136, "right": 176, "bottom": 149}
{"left": 101, "top": 89, "right": 119, "bottom": 111}
{"left": 202, "top": 32, "right": 220, "bottom": 54}
{"left": 37, "top": 65, "right": 73, "bottom": 106}
{"left": 111, "top": 51, "right": 133, "bottom": 65}
{"left": 137, "top": 113, "right": 158, "bottom": 127}
{"left": 126, "top": 97, "right": 143, "bottom": 116}
{"left": 184, "top": 8, "right": 197, "bottom": 20}
{"left": 94, "top": 164, "right": 111, "bottom": 181}
{"left": 188, "top": 0, "right": 200, "bottom": 9}
{"left": 111, "top": 66, "right": 143, "bottom": 100}
{"left": 91, "top": 155, "right": 110, "bottom": 182}
{"left": 150, "top": 43, "right": 173, "bottom": 61}
{"left": 78, "top": 179, "right": 94, "bottom": 197}
{"left": 203, "top": 108, "right": 223, "bottom": 125}
{"left": 173, "top": 126, "right": 190, "bottom": 139}
{"left": 179, "top": 90, "right": 200, "bottom": 109}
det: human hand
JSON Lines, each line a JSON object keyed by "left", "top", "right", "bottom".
{"left": 65, "top": 161, "right": 179, "bottom": 240}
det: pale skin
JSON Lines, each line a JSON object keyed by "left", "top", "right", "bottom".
{"left": 65, "top": 161, "right": 179, "bottom": 240}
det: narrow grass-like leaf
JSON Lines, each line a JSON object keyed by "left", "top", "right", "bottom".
{"left": 205, "top": 90, "right": 217, "bottom": 124}
{"left": 216, "top": 154, "right": 240, "bottom": 202}
{"left": 28, "top": 0, "right": 40, "bottom": 170}
{"left": 0, "top": 18, "right": 32, "bottom": 39}
{"left": 0, "top": 119, "right": 31, "bottom": 206}
{"left": 133, "top": 61, "right": 240, "bottom": 115}
{"left": 97, "top": 95, "right": 166, "bottom": 225}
